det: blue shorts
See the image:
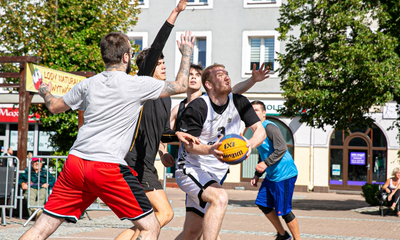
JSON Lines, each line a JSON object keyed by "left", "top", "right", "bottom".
{"left": 255, "top": 176, "right": 297, "bottom": 216}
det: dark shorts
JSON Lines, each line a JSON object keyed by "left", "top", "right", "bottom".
{"left": 134, "top": 161, "right": 163, "bottom": 191}
{"left": 44, "top": 154, "right": 153, "bottom": 222}
{"left": 255, "top": 176, "right": 297, "bottom": 216}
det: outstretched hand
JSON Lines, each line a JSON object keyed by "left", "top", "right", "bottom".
{"left": 176, "top": 0, "right": 188, "bottom": 12}
{"left": 38, "top": 81, "right": 52, "bottom": 98}
{"left": 176, "top": 131, "right": 200, "bottom": 145}
{"left": 177, "top": 31, "right": 195, "bottom": 56}
{"left": 251, "top": 62, "right": 270, "bottom": 83}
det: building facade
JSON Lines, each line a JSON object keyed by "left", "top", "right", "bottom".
{"left": 132, "top": 0, "right": 400, "bottom": 192}
{"left": 1, "top": 0, "right": 398, "bottom": 192}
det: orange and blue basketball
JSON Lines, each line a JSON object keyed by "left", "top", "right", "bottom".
{"left": 217, "top": 134, "right": 249, "bottom": 165}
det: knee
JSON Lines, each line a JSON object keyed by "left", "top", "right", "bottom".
{"left": 282, "top": 211, "right": 296, "bottom": 224}
{"left": 183, "top": 226, "right": 202, "bottom": 239}
{"left": 212, "top": 189, "right": 228, "bottom": 208}
{"left": 256, "top": 204, "right": 273, "bottom": 215}
{"left": 160, "top": 208, "right": 174, "bottom": 226}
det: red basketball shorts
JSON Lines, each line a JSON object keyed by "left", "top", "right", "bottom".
{"left": 44, "top": 154, "right": 153, "bottom": 223}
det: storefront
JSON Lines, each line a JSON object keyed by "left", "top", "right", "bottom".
{"left": 162, "top": 95, "right": 400, "bottom": 192}
{"left": 0, "top": 106, "right": 55, "bottom": 158}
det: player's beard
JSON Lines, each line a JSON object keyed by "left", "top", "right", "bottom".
{"left": 126, "top": 59, "right": 132, "bottom": 74}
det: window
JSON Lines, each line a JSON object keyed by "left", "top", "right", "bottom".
{"left": 130, "top": 0, "right": 149, "bottom": 8}
{"left": 191, "top": 38, "right": 207, "bottom": 67}
{"left": 244, "top": 0, "right": 281, "bottom": 8}
{"left": 127, "top": 32, "right": 148, "bottom": 52}
{"left": 175, "top": 31, "right": 212, "bottom": 75}
{"left": 177, "top": 0, "right": 213, "bottom": 9}
{"left": 250, "top": 38, "right": 274, "bottom": 71}
{"left": 242, "top": 30, "right": 280, "bottom": 78}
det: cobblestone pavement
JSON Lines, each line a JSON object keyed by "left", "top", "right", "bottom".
{"left": 1, "top": 187, "right": 400, "bottom": 240}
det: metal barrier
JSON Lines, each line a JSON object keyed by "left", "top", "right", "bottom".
{"left": 0, "top": 156, "right": 20, "bottom": 226}
{"left": 22, "top": 155, "right": 112, "bottom": 226}
{"left": 23, "top": 156, "right": 64, "bottom": 226}
{"left": 21, "top": 155, "right": 171, "bottom": 226}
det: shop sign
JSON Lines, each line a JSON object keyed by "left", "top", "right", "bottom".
{"left": 26, "top": 63, "right": 86, "bottom": 96}
{"left": 0, "top": 108, "right": 39, "bottom": 123}
{"left": 350, "top": 152, "right": 366, "bottom": 165}
{"left": 261, "top": 100, "right": 285, "bottom": 115}
{"left": 332, "top": 164, "right": 341, "bottom": 176}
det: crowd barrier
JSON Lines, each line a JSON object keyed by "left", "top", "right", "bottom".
{"left": 1, "top": 155, "right": 168, "bottom": 226}
{"left": 22, "top": 155, "right": 114, "bottom": 226}
{"left": 0, "top": 156, "right": 20, "bottom": 226}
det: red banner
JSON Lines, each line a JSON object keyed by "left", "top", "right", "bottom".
{"left": 0, "top": 108, "right": 40, "bottom": 123}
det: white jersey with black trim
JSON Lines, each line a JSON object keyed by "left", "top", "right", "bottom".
{"left": 177, "top": 92, "right": 241, "bottom": 178}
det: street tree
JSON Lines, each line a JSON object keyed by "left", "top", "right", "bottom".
{"left": 0, "top": 0, "right": 141, "bottom": 153}
{"left": 276, "top": 0, "right": 400, "bottom": 131}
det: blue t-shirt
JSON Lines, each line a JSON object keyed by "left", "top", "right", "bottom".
{"left": 256, "top": 120, "right": 298, "bottom": 182}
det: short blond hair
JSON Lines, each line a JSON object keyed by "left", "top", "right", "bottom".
{"left": 392, "top": 167, "right": 400, "bottom": 176}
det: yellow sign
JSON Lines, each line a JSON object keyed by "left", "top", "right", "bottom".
{"left": 25, "top": 63, "right": 86, "bottom": 96}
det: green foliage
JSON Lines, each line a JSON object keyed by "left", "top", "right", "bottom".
{"left": 0, "top": 0, "right": 141, "bottom": 152}
{"left": 47, "top": 151, "right": 67, "bottom": 174}
{"left": 276, "top": 0, "right": 400, "bottom": 131}
{"left": 361, "top": 183, "right": 380, "bottom": 206}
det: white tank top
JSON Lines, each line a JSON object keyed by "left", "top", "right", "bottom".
{"left": 389, "top": 178, "right": 399, "bottom": 190}
{"left": 178, "top": 93, "right": 241, "bottom": 180}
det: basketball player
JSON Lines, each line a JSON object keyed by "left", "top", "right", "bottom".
{"left": 116, "top": 1, "right": 197, "bottom": 239}
{"left": 250, "top": 101, "right": 300, "bottom": 240}
{"left": 19, "top": 31, "right": 194, "bottom": 240}
{"left": 168, "top": 63, "right": 271, "bottom": 240}
{"left": 174, "top": 63, "right": 266, "bottom": 240}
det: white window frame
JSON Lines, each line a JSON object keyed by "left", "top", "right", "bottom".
{"left": 126, "top": 32, "right": 149, "bottom": 51}
{"left": 176, "top": 0, "right": 213, "bottom": 10}
{"left": 243, "top": 0, "right": 281, "bottom": 8}
{"left": 129, "top": 0, "right": 149, "bottom": 9}
{"left": 174, "top": 31, "right": 212, "bottom": 76}
{"left": 242, "top": 30, "right": 280, "bottom": 78}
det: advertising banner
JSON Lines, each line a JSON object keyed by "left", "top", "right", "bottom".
{"left": 350, "top": 152, "right": 366, "bottom": 165}
{"left": 0, "top": 107, "right": 39, "bottom": 123}
{"left": 25, "top": 63, "right": 86, "bottom": 96}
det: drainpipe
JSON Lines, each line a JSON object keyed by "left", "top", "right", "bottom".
{"left": 309, "top": 126, "right": 314, "bottom": 191}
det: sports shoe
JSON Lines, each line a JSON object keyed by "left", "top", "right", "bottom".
{"left": 275, "top": 231, "right": 292, "bottom": 240}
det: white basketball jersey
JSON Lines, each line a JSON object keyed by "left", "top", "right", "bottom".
{"left": 178, "top": 92, "right": 242, "bottom": 177}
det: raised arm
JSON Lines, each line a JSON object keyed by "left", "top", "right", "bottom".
{"left": 232, "top": 63, "right": 270, "bottom": 94}
{"left": 159, "top": 31, "right": 194, "bottom": 98}
{"left": 138, "top": 1, "right": 187, "bottom": 76}
{"left": 167, "top": 0, "right": 188, "bottom": 25}
{"left": 38, "top": 82, "right": 70, "bottom": 114}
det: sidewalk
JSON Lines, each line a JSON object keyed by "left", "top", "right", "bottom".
{"left": 1, "top": 187, "right": 399, "bottom": 240}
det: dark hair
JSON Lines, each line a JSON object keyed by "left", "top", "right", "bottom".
{"left": 251, "top": 100, "right": 266, "bottom": 111}
{"left": 190, "top": 63, "right": 203, "bottom": 75}
{"left": 201, "top": 63, "right": 225, "bottom": 92}
{"left": 100, "top": 32, "right": 131, "bottom": 65}
{"left": 136, "top": 48, "right": 164, "bottom": 68}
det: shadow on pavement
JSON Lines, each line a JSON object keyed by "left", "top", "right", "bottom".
{"left": 291, "top": 199, "right": 369, "bottom": 211}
